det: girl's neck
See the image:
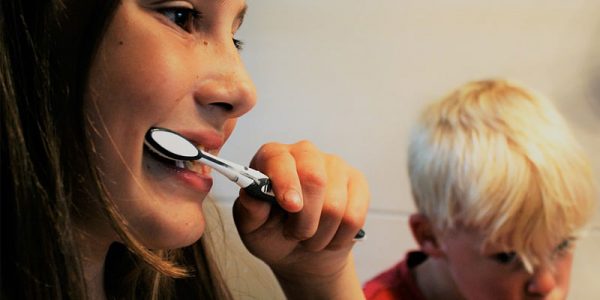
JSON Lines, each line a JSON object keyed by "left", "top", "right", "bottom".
{"left": 74, "top": 229, "right": 113, "bottom": 300}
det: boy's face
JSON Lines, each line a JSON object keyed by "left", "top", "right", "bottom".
{"left": 438, "top": 227, "right": 573, "bottom": 300}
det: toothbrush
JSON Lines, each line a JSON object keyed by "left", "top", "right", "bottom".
{"left": 144, "top": 127, "right": 365, "bottom": 240}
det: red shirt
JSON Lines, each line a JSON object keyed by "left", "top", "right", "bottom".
{"left": 363, "top": 251, "right": 428, "bottom": 300}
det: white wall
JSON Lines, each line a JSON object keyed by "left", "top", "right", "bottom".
{"left": 211, "top": 1, "right": 600, "bottom": 299}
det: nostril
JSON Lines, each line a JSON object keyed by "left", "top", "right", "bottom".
{"left": 210, "top": 102, "right": 234, "bottom": 112}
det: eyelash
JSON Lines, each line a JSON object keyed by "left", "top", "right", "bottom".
{"left": 491, "top": 239, "right": 575, "bottom": 265}
{"left": 158, "top": 7, "right": 200, "bottom": 32}
{"left": 554, "top": 239, "right": 574, "bottom": 255}
{"left": 492, "top": 252, "right": 517, "bottom": 265}
{"left": 233, "top": 38, "right": 243, "bottom": 50}
{"left": 158, "top": 7, "right": 244, "bottom": 50}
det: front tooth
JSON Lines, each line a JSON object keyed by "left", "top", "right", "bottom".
{"left": 201, "top": 164, "right": 211, "bottom": 174}
{"left": 185, "top": 161, "right": 194, "bottom": 170}
{"left": 175, "top": 160, "right": 185, "bottom": 169}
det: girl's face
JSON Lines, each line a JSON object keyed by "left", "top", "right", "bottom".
{"left": 439, "top": 228, "right": 574, "bottom": 300}
{"left": 84, "top": 0, "right": 256, "bottom": 249}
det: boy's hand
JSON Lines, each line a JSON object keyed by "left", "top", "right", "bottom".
{"left": 232, "top": 140, "right": 369, "bottom": 299}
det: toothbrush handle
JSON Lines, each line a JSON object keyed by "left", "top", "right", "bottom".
{"left": 243, "top": 178, "right": 366, "bottom": 241}
{"left": 243, "top": 178, "right": 276, "bottom": 204}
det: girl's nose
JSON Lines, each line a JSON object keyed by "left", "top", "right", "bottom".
{"left": 193, "top": 41, "right": 257, "bottom": 120}
{"left": 193, "top": 71, "right": 256, "bottom": 118}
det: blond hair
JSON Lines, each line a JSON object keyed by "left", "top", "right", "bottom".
{"left": 408, "top": 79, "right": 597, "bottom": 269}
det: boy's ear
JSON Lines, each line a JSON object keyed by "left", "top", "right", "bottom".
{"left": 409, "top": 214, "right": 445, "bottom": 258}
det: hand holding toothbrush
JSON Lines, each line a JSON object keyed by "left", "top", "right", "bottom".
{"left": 233, "top": 140, "right": 370, "bottom": 300}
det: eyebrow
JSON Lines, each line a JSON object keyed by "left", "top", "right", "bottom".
{"left": 235, "top": 4, "right": 248, "bottom": 30}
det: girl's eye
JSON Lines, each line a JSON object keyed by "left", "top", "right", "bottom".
{"left": 492, "top": 252, "right": 517, "bottom": 265}
{"left": 158, "top": 7, "right": 200, "bottom": 32}
{"left": 232, "top": 38, "right": 243, "bottom": 50}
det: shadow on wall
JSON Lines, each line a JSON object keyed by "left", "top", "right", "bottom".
{"left": 590, "top": 69, "right": 600, "bottom": 120}
{"left": 591, "top": 72, "right": 600, "bottom": 119}
{"left": 588, "top": 24, "right": 600, "bottom": 120}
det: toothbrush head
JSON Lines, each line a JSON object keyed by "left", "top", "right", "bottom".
{"left": 144, "top": 127, "right": 202, "bottom": 161}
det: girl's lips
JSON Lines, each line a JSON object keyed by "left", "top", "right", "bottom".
{"left": 176, "top": 129, "right": 225, "bottom": 152}
{"left": 144, "top": 148, "right": 213, "bottom": 193}
{"left": 175, "top": 168, "right": 213, "bottom": 193}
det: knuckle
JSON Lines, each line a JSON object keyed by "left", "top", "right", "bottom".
{"left": 255, "top": 142, "right": 286, "bottom": 158}
{"left": 326, "top": 154, "right": 352, "bottom": 174}
{"left": 302, "top": 241, "right": 327, "bottom": 253}
{"left": 252, "top": 142, "right": 288, "bottom": 166}
{"left": 298, "top": 168, "right": 327, "bottom": 189}
{"left": 322, "top": 195, "right": 345, "bottom": 219}
{"left": 290, "top": 225, "right": 318, "bottom": 241}
{"left": 342, "top": 212, "right": 364, "bottom": 232}
{"left": 294, "top": 139, "right": 317, "bottom": 151}
{"left": 327, "top": 154, "right": 345, "bottom": 166}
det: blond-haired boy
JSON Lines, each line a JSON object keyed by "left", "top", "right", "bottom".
{"left": 364, "top": 79, "right": 597, "bottom": 299}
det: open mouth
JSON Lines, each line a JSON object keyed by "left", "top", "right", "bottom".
{"left": 144, "top": 144, "right": 211, "bottom": 176}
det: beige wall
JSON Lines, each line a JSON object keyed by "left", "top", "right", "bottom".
{"left": 211, "top": 1, "right": 600, "bottom": 298}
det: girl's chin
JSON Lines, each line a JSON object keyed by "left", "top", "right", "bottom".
{"left": 140, "top": 219, "right": 206, "bottom": 250}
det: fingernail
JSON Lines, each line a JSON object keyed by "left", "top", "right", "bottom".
{"left": 284, "top": 190, "right": 302, "bottom": 207}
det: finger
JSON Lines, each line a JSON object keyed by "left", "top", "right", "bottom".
{"left": 328, "top": 168, "right": 370, "bottom": 249}
{"left": 282, "top": 141, "right": 327, "bottom": 240}
{"left": 301, "top": 155, "right": 349, "bottom": 251}
{"left": 251, "top": 143, "right": 303, "bottom": 212}
{"left": 232, "top": 189, "right": 275, "bottom": 235}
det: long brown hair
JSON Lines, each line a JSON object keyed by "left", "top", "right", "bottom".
{"left": 1, "top": 0, "right": 231, "bottom": 298}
